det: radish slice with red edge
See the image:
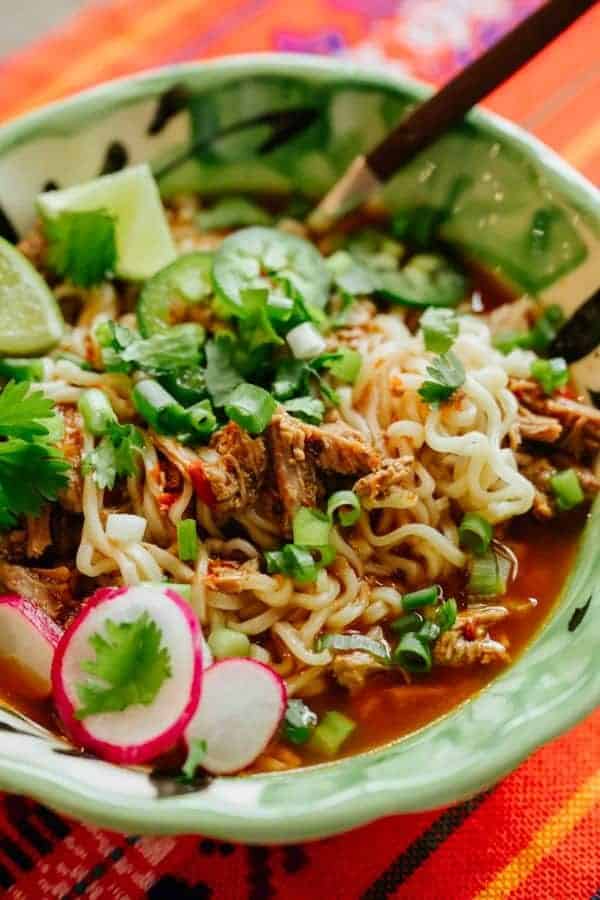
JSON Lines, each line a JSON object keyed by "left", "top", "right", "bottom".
{"left": 52, "top": 584, "right": 203, "bottom": 764}
{"left": 0, "top": 596, "right": 61, "bottom": 699}
{"left": 184, "top": 658, "right": 286, "bottom": 774}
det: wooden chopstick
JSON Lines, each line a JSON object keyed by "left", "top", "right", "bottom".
{"left": 309, "top": 0, "right": 597, "bottom": 231}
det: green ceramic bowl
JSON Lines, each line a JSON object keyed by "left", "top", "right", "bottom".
{"left": 0, "top": 56, "right": 598, "bottom": 841}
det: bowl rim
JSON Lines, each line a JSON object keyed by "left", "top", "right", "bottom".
{"left": 0, "top": 53, "right": 599, "bottom": 841}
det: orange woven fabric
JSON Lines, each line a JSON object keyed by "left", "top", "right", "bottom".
{"left": 0, "top": 2, "right": 599, "bottom": 897}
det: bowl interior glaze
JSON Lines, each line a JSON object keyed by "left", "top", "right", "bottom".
{"left": 0, "top": 56, "right": 598, "bottom": 841}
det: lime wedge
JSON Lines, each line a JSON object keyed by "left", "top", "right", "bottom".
{"left": 0, "top": 237, "right": 63, "bottom": 355}
{"left": 37, "top": 164, "right": 176, "bottom": 281}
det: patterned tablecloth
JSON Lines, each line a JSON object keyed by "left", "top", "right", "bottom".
{"left": 0, "top": 1, "right": 599, "bottom": 897}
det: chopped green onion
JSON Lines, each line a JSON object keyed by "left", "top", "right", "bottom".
{"left": 133, "top": 379, "right": 186, "bottom": 433}
{"left": 293, "top": 507, "right": 331, "bottom": 548}
{"left": 286, "top": 322, "right": 327, "bottom": 360}
{"left": 418, "top": 621, "right": 441, "bottom": 643}
{"left": 493, "top": 305, "right": 565, "bottom": 356}
{"left": 105, "top": 513, "right": 147, "bottom": 544}
{"left": 207, "top": 627, "right": 251, "bottom": 659}
{"left": 309, "top": 711, "right": 356, "bottom": 757}
{"left": 390, "top": 612, "right": 424, "bottom": 636}
{"left": 421, "top": 308, "right": 459, "bottom": 354}
{"left": 327, "top": 348, "right": 362, "bottom": 384}
{"left": 492, "top": 330, "right": 530, "bottom": 355}
{"left": 467, "top": 549, "right": 505, "bottom": 596}
{"left": 530, "top": 357, "right": 569, "bottom": 395}
{"left": 529, "top": 304, "right": 564, "bottom": 353}
{"left": 317, "top": 633, "right": 390, "bottom": 662}
{"left": 314, "top": 544, "right": 336, "bottom": 567}
{"left": 550, "top": 468, "right": 585, "bottom": 512}
{"left": 78, "top": 388, "right": 117, "bottom": 436}
{"left": 436, "top": 598, "right": 457, "bottom": 632}
{"left": 458, "top": 513, "right": 493, "bottom": 555}
{"left": 327, "top": 490, "right": 361, "bottom": 527}
{"left": 133, "top": 379, "right": 215, "bottom": 442}
{"left": 224, "top": 383, "right": 276, "bottom": 435}
{"left": 393, "top": 633, "right": 432, "bottom": 673}
{"left": 186, "top": 399, "right": 217, "bottom": 440}
{"left": 283, "top": 699, "right": 317, "bottom": 745}
{"left": 402, "top": 585, "right": 441, "bottom": 611}
{"left": 0, "top": 357, "right": 49, "bottom": 383}
{"left": 265, "top": 544, "right": 320, "bottom": 584}
{"left": 177, "top": 519, "right": 198, "bottom": 562}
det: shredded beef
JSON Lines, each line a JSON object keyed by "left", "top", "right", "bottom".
{"left": 26, "top": 508, "right": 52, "bottom": 559}
{"left": 433, "top": 605, "right": 509, "bottom": 667}
{"left": 0, "top": 562, "right": 78, "bottom": 625}
{"left": 354, "top": 457, "right": 414, "bottom": 505}
{"left": 267, "top": 411, "right": 379, "bottom": 532}
{"left": 153, "top": 425, "right": 267, "bottom": 520}
{"left": 266, "top": 413, "right": 322, "bottom": 531}
{"left": 510, "top": 378, "right": 600, "bottom": 458}
{"left": 57, "top": 405, "right": 84, "bottom": 513}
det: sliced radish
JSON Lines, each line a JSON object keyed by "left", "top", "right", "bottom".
{"left": 52, "top": 584, "right": 203, "bottom": 764}
{"left": 184, "top": 658, "right": 286, "bottom": 774}
{"left": 0, "top": 596, "right": 61, "bottom": 699}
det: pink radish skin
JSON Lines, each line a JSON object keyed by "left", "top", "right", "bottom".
{"left": 0, "top": 595, "right": 61, "bottom": 698}
{"left": 184, "top": 658, "right": 287, "bottom": 774}
{"left": 52, "top": 585, "right": 203, "bottom": 764}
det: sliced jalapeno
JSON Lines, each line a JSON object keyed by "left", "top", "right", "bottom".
{"left": 137, "top": 251, "right": 214, "bottom": 337}
{"left": 212, "top": 226, "right": 331, "bottom": 319}
{"left": 376, "top": 253, "right": 467, "bottom": 308}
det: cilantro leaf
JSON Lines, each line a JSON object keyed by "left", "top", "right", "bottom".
{"left": 418, "top": 351, "right": 465, "bottom": 405}
{"left": 75, "top": 612, "right": 172, "bottom": 719}
{"left": 204, "top": 336, "right": 244, "bottom": 408}
{"left": 181, "top": 739, "right": 208, "bottom": 781}
{"left": 82, "top": 422, "right": 143, "bottom": 489}
{"left": 0, "top": 439, "right": 69, "bottom": 525}
{"left": 121, "top": 324, "right": 204, "bottom": 376}
{"left": 283, "top": 396, "right": 325, "bottom": 425}
{"left": 237, "top": 289, "right": 284, "bottom": 355}
{"left": 421, "top": 307, "right": 459, "bottom": 354}
{"left": 97, "top": 321, "right": 204, "bottom": 377}
{"left": 0, "top": 381, "right": 57, "bottom": 440}
{"left": 45, "top": 209, "right": 117, "bottom": 287}
{"left": 273, "top": 358, "right": 309, "bottom": 401}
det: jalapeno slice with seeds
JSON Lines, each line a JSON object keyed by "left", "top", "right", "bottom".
{"left": 212, "top": 226, "right": 331, "bottom": 319}
{"left": 137, "top": 251, "right": 214, "bottom": 336}
{"left": 376, "top": 253, "right": 467, "bottom": 308}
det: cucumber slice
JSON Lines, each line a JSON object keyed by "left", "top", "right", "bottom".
{"left": 212, "top": 226, "right": 331, "bottom": 317}
{"left": 37, "top": 164, "right": 176, "bottom": 281}
{"left": 157, "top": 158, "right": 292, "bottom": 199}
{"left": 384, "top": 127, "right": 587, "bottom": 292}
{"left": 137, "top": 252, "right": 214, "bottom": 337}
{"left": 0, "top": 237, "right": 63, "bottom": 355}
{"left": 376, "top": 254, "right": 467, "bottom": 308}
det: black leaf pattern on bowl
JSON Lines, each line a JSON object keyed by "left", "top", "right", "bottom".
{"left": 150, "top": 766, "right": 213, "bottom": 798}
{"left": 0, "top": 205, "right": 18, "bottom": 243}
{"left": 568, "top": 595, "right": 592, "bottom": 632}
{"left": 99, "top": 140, "right": 129, "bottom": 175}
{"left": 148, "top": 85, "right": 190, "bottom": 135}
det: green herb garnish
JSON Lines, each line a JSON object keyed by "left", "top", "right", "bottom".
{"left": 46, "top": 209, "right": 117, "bottom": 287}
{"left": 418, "top": 351, "right": 465, "bottom": 405}
{"left": 75, "top": 612, "right": 172, "bottom": 719}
